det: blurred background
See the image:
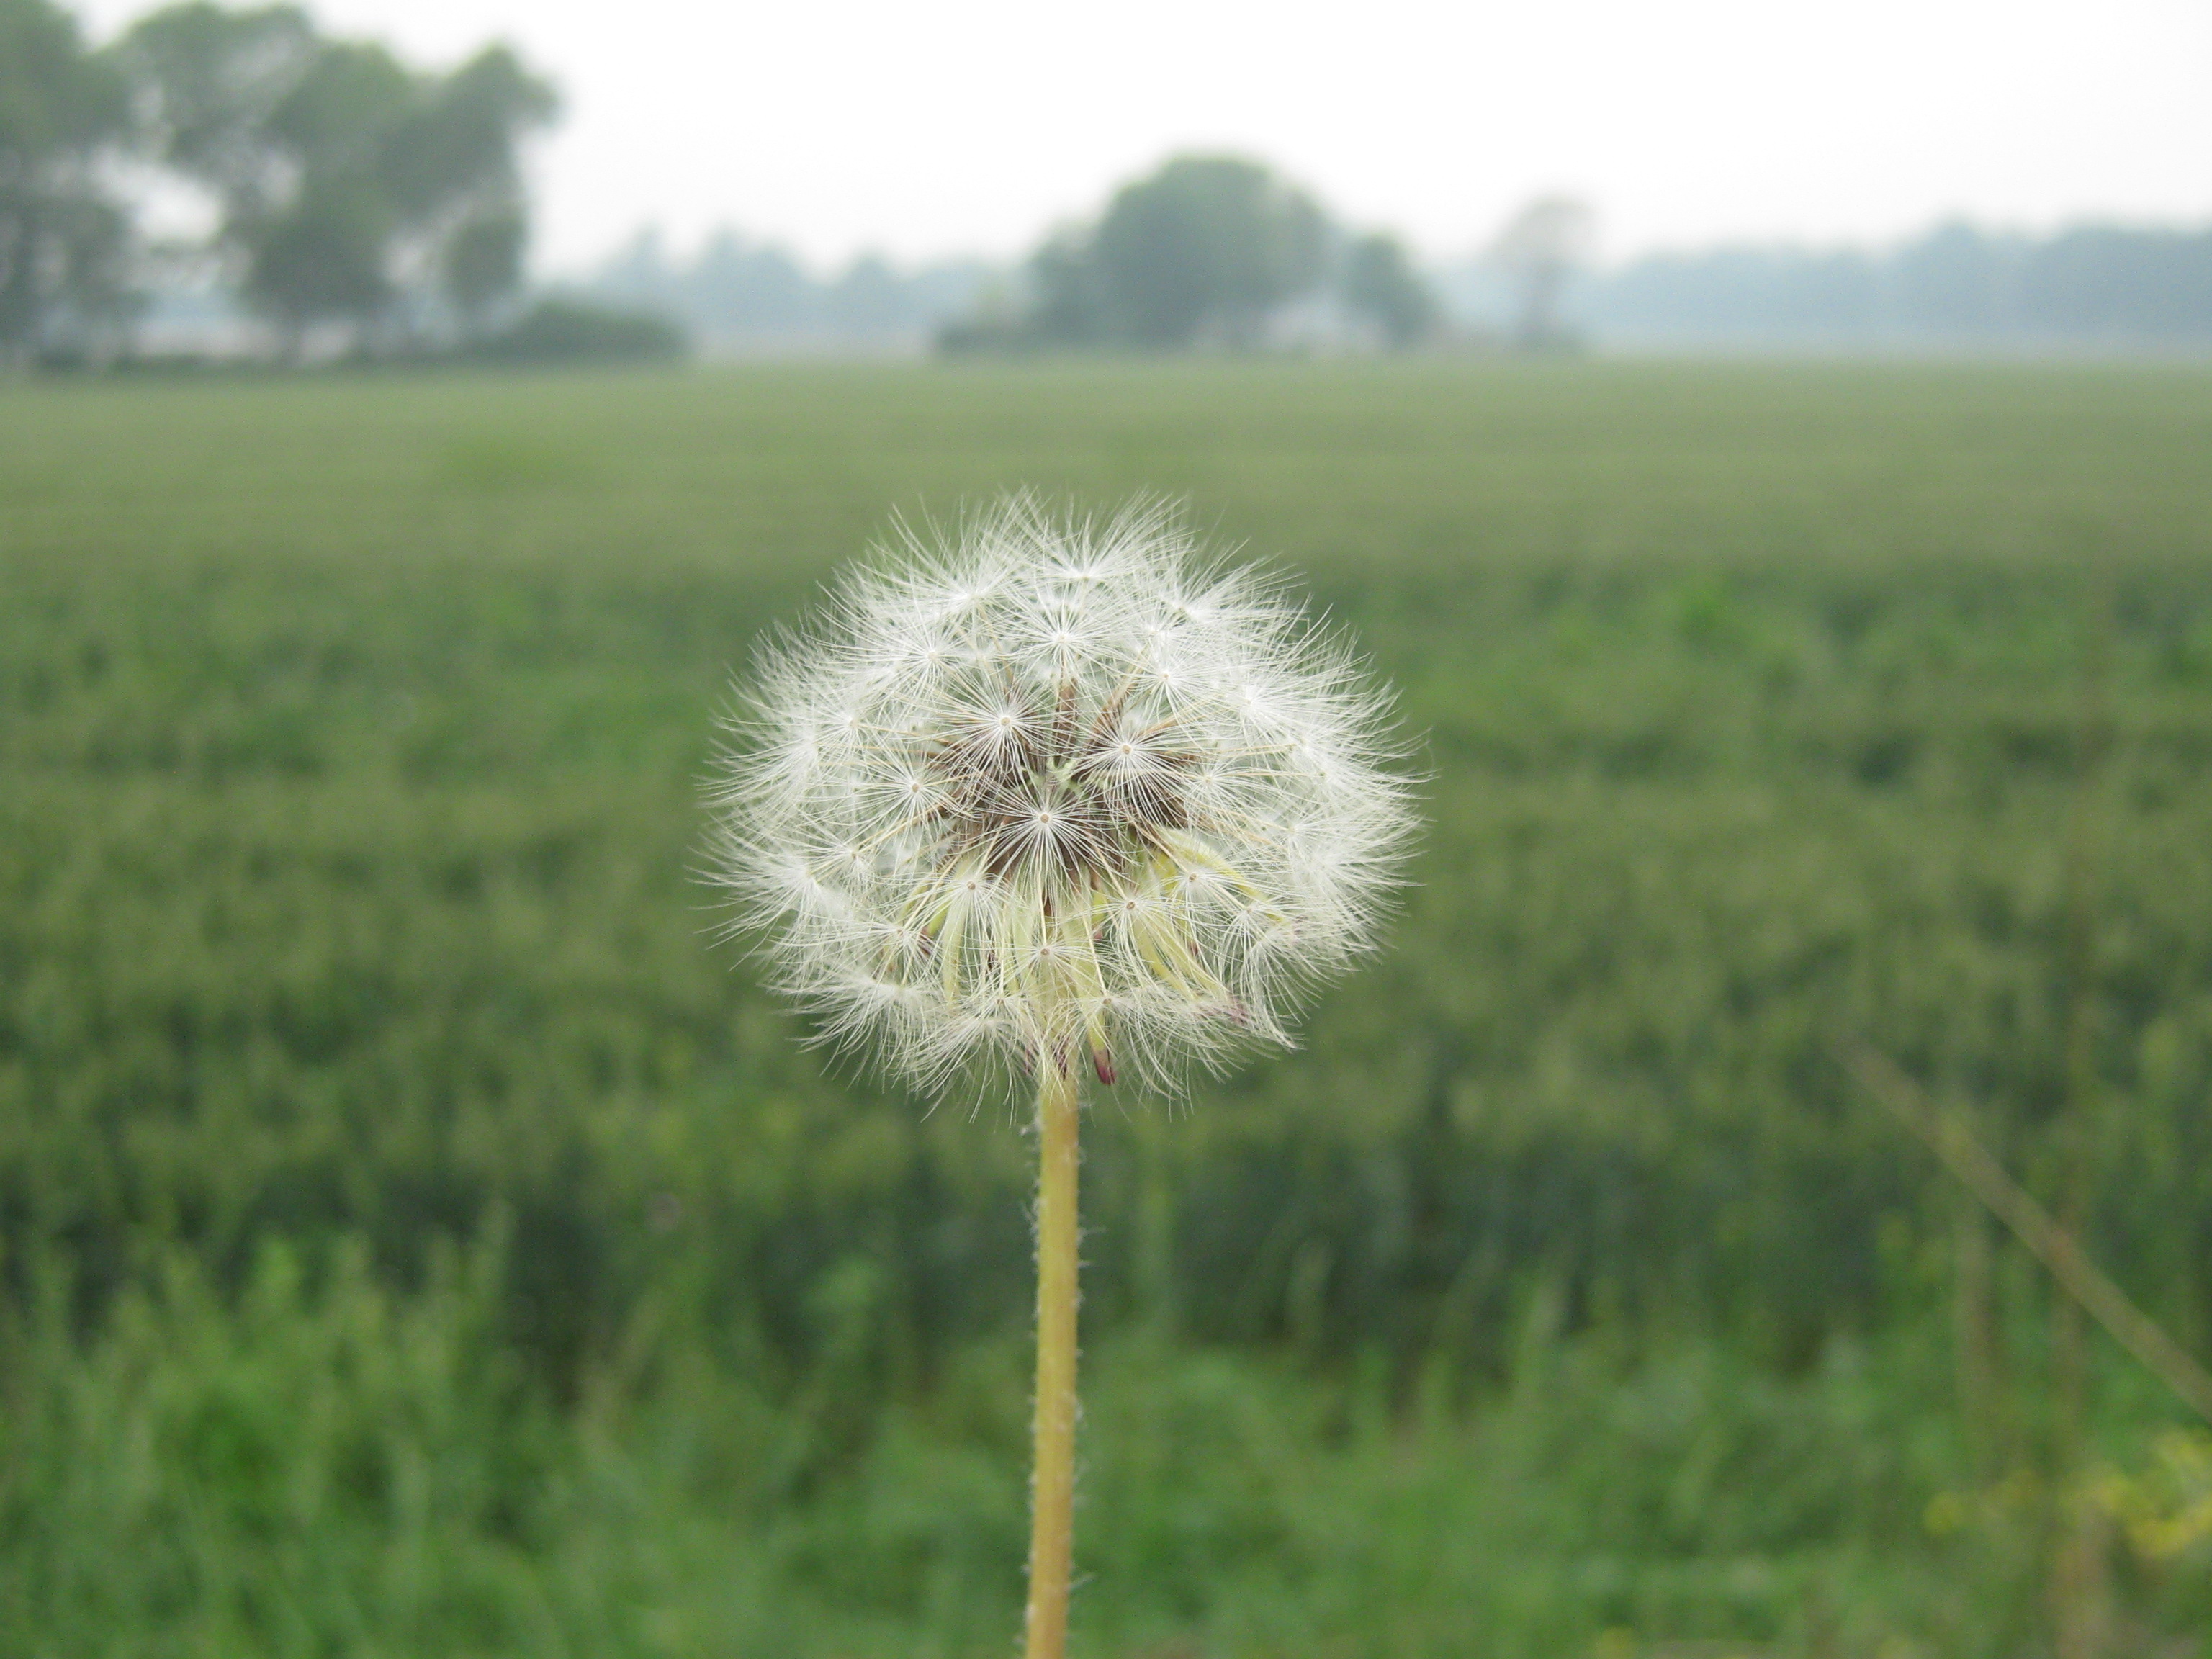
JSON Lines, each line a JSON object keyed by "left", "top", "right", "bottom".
{"left": 5, "top": 1, "right": 2212, "bottom": 1655}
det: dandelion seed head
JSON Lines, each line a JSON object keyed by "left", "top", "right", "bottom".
{"left": 706, "top": 496, "right": 1418, "bottom": 1097}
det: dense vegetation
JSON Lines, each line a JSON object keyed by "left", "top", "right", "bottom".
{"left": 940, "top": 155, "right": 1431, "bottom": 353}
{"left": 2, "top": 0, "right": 556, "bottom": 362}
{"left": 5, "top": 360, "right": 2212, "bottom": 1655}
{"left": 1584, "top": 220, "right": 2212, "bottom": 348}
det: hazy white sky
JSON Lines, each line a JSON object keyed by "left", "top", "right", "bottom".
{"left": 81, "top": 0, "right": 2212, "bottom": 273}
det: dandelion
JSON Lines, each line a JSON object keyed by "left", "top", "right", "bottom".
{"left": 704, "top": 497, "right": 1416, "bottom": 1658}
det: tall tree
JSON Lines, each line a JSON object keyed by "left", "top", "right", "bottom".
{"left": 391, "top": 43, "right": 556, "bottom": 331}
{"left": 113, "top": 3, "right": 555, "bottom": 349}
{"left": 0, "top": 0, "right": 132, "bottom": 359}
{"left": 1084, "top": 155, "right": 1328, "bottom": 348}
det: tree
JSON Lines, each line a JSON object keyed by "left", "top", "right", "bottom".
{"left": 1488, "top": 195, "right": 1593, "bottom": 349}
{"left": 387, "top": 43, "right": 557, "bottom": 330}
{"left": 1341, "top": 232, "right": 1438, "bottom": 349}
{"left": 112, "top": 3, "right": 556, "bottom": 349}
{"left": 0, "top": 0, "right": 132, "bottom": 359}
{"left": 1084, "top": 155, "right": 1328, "bottom": 348}
{"left": 943, "top": 153, "right": 1453, "bottom": 356}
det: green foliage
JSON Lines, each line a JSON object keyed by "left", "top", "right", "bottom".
{"left": 113, "top": 2, "right": 557, "bottom": 343}
{"left": 1089, "top": 156, "right": 1327, "bottom": 346}
{"left": 5, "top": 360, "right": 2212, "bottom": 1651}
{"left": 1007, "top": 155, "right": 1329, "bottom": 349}
{"left": 943, "top": 155, "right": 1443, "bottom": 356}
{"left": 4, "top": 1269, "right": 2195, "bottom": 1656}
{"left": 0, "top": 0, "right": 132, "bottom": 355}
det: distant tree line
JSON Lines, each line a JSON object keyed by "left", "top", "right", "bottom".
{"left": 552, "top": 172, "right": 2212, "bottom": 361}
{"left": 1573, "top": 219, "right": 2212, "bottom": 346}
{"left": 1, "top": 0, "right": 564, "bottom": 363}
{"left": 574, "top": 228, "right": 992, "bottom": 355}
{"left": 13, "top": 0, "right": 2210, "bottom": 367}
{"left": 940, "top": 155, "right": 1440, "bottom": 354}
{"left": 577, "top": 160, "right": 1442, "bottom": 361}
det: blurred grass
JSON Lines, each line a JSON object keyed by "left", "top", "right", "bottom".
{"left": 5, "top": 359, "right": 2212, "bottom": 1654}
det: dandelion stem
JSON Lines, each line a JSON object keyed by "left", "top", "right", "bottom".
{"left": 1023, "top": 1056, "right": 1082, "bottom": 1659}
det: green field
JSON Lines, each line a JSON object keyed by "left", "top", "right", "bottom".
{"left": 6, "top": 359, "right": 2212, "bottom": 1656}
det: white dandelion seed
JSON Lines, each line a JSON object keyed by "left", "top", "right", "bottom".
{"left": 704, "top": 495, "right": 1418, "bottom": 1098}
{"left": 700, "top": 495, "right": 1417, "bottom": 1659}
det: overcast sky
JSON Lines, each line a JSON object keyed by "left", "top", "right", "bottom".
{"left": 81, "top": 0, "right": 2212, "bottom": 274}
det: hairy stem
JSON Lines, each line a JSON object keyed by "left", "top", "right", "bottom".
{"left": 1023, "top": 1058, "right": 1082, "bottom": 1659}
